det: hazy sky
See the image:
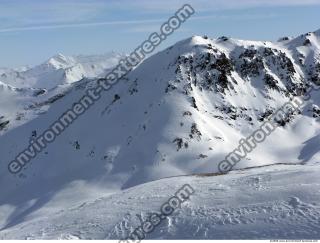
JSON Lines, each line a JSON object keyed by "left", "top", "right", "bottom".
{"left": 0, "top": 0, "right": 320, "bottom": 67}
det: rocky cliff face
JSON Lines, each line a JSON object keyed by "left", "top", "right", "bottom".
{"left": 0, "top": 30, "right": 319, "bottom": 230}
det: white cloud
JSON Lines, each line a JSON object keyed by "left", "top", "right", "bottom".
{"left": 110, "top": 0, "right": 320, "bottom": 12}
{"left": 0, "top": 0, "right": 319, "bottom": 33}
{"left": 0, "top": 18, "right": 166, "bottom": 33}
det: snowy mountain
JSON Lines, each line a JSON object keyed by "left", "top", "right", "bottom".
{"left": 0, "top": 29, "right": 319, "bottom": 239}
{"left": 0, "top": 52, "right": 124, "bottom": 135}
{"left": 0, "top": 52, "right": 124, "bottom": 89}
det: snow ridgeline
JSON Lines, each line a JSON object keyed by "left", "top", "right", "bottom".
{"left": 0, "top": 29, "right": 320, "bottom": 239}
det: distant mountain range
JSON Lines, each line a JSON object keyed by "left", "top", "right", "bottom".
{"left": 0, "top": 29, "right": 319, "bottom": 239}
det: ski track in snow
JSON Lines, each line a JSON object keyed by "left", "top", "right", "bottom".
{"left": 0, "top": 164, "right": 319, "bottom": 239}
{"left": 1, "top": 30, "right": 320, "bottom": 239}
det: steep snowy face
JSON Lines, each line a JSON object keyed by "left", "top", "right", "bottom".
{"left": 281, "top": 30, "right": 320, "bottom": 86}
{"left": 109, "top": 34, "right": 320, "bottom": 183}
{"left": 0, "top": 31, "right": 320, "bottom": 229}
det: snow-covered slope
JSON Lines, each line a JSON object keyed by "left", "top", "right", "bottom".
{"left": 0, "top": 29, "right": 320, "bottom": 239}
{"left": 0, "top": 163, "right": 319, "bottom": 239}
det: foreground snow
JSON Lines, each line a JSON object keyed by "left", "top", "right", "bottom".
{"left": 1, "top": 30, "right": 320, "bottom": 240}
{"left": 0, "top": 163, "right": 319, "bottom": 240}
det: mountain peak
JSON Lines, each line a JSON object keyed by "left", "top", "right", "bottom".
{"left": 1, "top": 28, "right": 320, "bottom": 239}
{"left": 46, "top": 53, "right": 75, "bottom": 69}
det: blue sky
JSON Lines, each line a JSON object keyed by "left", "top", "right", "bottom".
{"left": 0, "top": 0, "right": 320, "bottom": 67}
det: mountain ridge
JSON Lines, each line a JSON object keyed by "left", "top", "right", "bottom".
{"left": 0, "top": 29, "right": 319, "bottom": 236}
